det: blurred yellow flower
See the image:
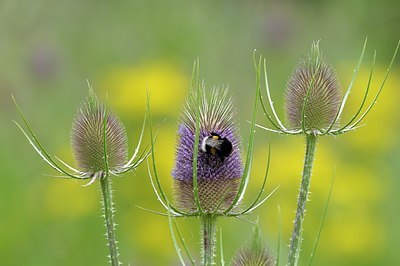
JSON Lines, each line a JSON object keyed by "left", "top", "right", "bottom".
{"left": 101, "top": 62, "right": 189, "bottom": 117}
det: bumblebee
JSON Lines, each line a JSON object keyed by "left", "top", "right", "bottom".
{"left": 201, "top": 132, "right": 233, "bottom": 160}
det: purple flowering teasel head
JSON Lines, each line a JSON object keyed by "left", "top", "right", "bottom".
{"left": 147, "top": 60, "right": 276, "bottom": 220}
{"left": 146, "top": 61, "right": 276, "bottom": 265}
{"left": 172, "top": 86, "right": 244, "bottom": 213}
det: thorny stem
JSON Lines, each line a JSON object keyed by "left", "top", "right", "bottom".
{"left": 202, "top": 214, "right": 217, "bottom": 266}
{"left": 100, "top": 174, "right": 120, "bottom": 266}
{"left": 288, "top": 134, "right": 317, "bottom": 266}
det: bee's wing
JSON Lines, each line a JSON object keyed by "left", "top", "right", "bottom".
{"left": 205, "top": 138, "right": 223, "bottom": 149}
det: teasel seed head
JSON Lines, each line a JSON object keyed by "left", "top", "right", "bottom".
{"left": 231, "top": 226, "right": 276, "bottom": 266}
{"left": 285, "top": 42, "right": 342, "bottom": 132}
{"left": 71, "top": 90, "right": 128, "bottom": 176}
{"left": 172, "top": 86, "right": 243, "bottom": 213}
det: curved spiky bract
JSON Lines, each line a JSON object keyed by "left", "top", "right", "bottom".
{"left": 71, "top": 92, "right": 128, "bottom": 175}
{"left": 172, "top": 85, "right": 243, "bottom": 213}
{"left": 285, "top": 42, "right": 342, "bottom": 132}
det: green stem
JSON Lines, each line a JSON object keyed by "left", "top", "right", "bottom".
{"left": 100, "top": 175, "right": 120, "bottom": 266}
{"left": 288, "top": 134, "right": 317, "bottom": 266}
{"left": 202, "top": 214, "right": 217, "bottom": 266}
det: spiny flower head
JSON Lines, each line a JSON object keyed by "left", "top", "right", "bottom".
{"left": 285, "top": 42, "right": 341, "bottom": 132}
{"left": 232, "top": 226, "right": 276, "bottom": 266}
{"left": 258, "top": 39, "right": 399, "bottom": 137}
{"left": 14, "top": 84, "right": 147, "bottom": 184}
{"left": 172, "top": 86, "right": 243, "bottom": 213}
{"left": 71, "top": 90, "right": 128, "bottom": 176}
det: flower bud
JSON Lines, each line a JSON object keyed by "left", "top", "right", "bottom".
{"left": 232, "top": 226, "right": 276, "bottom": 266}
{"left": 285, "top": 42, "right": 341, "bottom": 132}
{"left": 71, "top": 92, "right": 128, "bottom": 175}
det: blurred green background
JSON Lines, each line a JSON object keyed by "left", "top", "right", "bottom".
{"left": 1, "top": 0, "right": 399, "bottom": 265}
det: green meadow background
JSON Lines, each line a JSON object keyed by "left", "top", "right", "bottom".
{"left": 1, "top": 0, "right": 399, "bottom": 265}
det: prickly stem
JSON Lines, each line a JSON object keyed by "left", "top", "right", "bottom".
{"left": 202, "top": 214, "right": 217, "bottom": 266}
{"left": 100, "top": 174, "right": 120, "bottom": 266}
{"left": 288, "top": 134, "right": 317, "bottom": 266}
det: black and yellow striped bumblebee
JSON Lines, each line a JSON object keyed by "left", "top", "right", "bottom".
{"left": 201, "top": 132, "right": 233, "bottom": 161}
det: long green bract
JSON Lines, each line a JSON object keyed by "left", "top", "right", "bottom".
{"left": 13, "top": 95, "right": 85, "bottom": 179}
{"left": 321, "top": 38, "right": 368, "bottom": 135}
{"left": 223, "top": 52, "right": 260, "bottom": 214}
